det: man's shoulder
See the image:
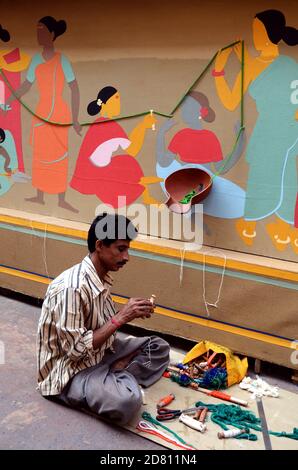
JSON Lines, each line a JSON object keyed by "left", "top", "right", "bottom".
{"left": 46, "top": 260, "right": 88, "bottom": 298}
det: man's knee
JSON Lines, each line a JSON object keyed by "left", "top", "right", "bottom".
{"left": 109, "top": 385, "right": 142, "bottom": 425}
{"left": 149, "top": 336, "right": 170, "bottom": 359}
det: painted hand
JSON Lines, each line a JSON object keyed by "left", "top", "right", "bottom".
{"left": 143, "top": 113, "right": 157, "bottom": 129}
{"left": 214, "top": 48, "right": 232, "bottom": 71}
{"left": 234, "top": 40, "right": 250, "bottom": 63}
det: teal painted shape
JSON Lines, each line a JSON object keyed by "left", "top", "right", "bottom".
{"left": 245, "top": 55, "right": 298, "bottom": 223}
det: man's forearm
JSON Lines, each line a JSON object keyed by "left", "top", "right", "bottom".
{"left": 92, "top": 319, "right": 118, "bottom": 350}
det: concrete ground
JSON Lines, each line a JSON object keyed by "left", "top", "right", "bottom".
{"left": 0, "top": 291, "right": 297, "bottom": 450}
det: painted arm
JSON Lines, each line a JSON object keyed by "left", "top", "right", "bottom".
{"left": 5, "top": 79, "right": 32, "bottom": 106}
{"left": 214, "top": 48, "right": 252, "bottom": 111}
{"left": 156, "top": 119, "right": 178, "bottom": 167}
{"left": 0, "top": 145, "right": 11, "bottom": 173}
{"left": 69, "top": 79, "right": 82, "bottom": 136}
{"left": 126, "top": 113, "right": 156, "bottom": 157}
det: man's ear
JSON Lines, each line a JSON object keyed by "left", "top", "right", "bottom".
{"left": 95, "top": 239, "right": 104, "bottom": 252}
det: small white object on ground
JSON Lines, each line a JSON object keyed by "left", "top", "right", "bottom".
{"left": 239, "top": 376, "right": 279, "bottom": 399}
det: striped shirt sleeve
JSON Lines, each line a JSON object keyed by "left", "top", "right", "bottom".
{"left": 55, "top": 287, "right": 94, "bottom": 361}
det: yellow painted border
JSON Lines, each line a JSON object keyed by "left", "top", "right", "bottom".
{"left": 112, "top": 295, "right": 294, "bottom": 350}
{"left": 1, "top": 265, "right": 295, "bottom": 350}
{"left": 1, "top": 213, "right": 297, "bottom": 283}
{"left": 0, "top": 265, "right": 50, "bottom": 285}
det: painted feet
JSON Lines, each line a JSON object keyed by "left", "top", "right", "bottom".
{"left": 236, "top": 219, "right": 256, "bottom": 246}
{"left": 265, "top": 219, "right": 291, "bottom": 251}
{"left": 25, "top": 195, "right": 45, "bottom": 205}
{"left": 58, "top": 199, "right": 79, "bottom": 213}
{"left": 290, "top": 227, "right": 298, "bottom": 255}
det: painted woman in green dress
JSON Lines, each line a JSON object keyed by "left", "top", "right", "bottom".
{"left": 213, "top": 9, "right": 298, "bottom": 254}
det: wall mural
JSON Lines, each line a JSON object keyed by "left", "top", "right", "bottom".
{"left": 214, "top": 9, "right": 298, "bottom": 253}
{"left": 5, "top": 16, "right": 81, "bottom": 213}
{"left": 70, "top": 86, "right": 161, "bottom": 208}
{"left": 0, "top": 9, "right": 297, "bottom": 255}
{"left": 156, "top": 91, "right": 246, "bottom": 219}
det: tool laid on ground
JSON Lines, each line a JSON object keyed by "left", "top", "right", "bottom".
{"left": 189, "top": 382, "right": 248, "bottom": 407}
{"left": 156, "top": 406, "right": 199, "bottom": 421}
{"left": 218, "top": 428, "right": 250, "bottom": 439}
{"left": 157, "top": 393, "right": 175, "bottom": 408}
{"left": 179, "top": 413, "right": 207, "bottom": 433}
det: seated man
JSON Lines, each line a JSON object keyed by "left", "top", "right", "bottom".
{"left": 37, "top": 213, "right": 170, "bottom": 424}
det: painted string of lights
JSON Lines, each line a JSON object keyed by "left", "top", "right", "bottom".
{"left": 0, "top": 40, "right": 245, "bottom": 182}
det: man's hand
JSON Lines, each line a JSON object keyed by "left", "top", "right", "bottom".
{"left": 115, "top": 298, "right": 154, "bottom": 325}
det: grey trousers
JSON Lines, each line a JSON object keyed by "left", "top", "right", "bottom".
{"left": 53, "top": 334, "right": 170, "bottom": 425}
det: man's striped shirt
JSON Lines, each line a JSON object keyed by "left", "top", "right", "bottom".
{"left": 37, "top": 255, "right": 116, "bottom": 396}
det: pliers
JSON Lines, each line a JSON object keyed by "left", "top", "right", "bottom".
{"left": 156, "top": 406, "right": 199, "bottom": 421}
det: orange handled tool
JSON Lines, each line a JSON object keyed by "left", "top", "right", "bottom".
{"left": 157, "top": 393, "right": 175, "bottom": 408}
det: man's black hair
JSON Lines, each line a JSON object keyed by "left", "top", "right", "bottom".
{"left": 88, "top": 213, "right": 138, "bottom": 253}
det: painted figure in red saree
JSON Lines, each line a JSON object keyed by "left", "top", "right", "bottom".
{"left": 0, "top": 24, "right": 30, "bottom": 173}
{"left": 71, "top": 86, "right": 161, "bottom": 208}
{"left": 6, "top": 16, "right": 81, "bottom": 212}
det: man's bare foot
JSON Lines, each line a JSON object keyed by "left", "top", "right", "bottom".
{"left": 58, "top": 200, "right": 79, "bottom": 213}
{"left": 111, "top": 349, "right": 141, "bottom": 371}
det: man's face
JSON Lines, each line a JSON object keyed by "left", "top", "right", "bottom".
{"left": 97, "top": 239, "right": 130, "bottom": 272}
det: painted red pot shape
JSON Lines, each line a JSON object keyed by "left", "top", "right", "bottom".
{"left": 165, "top": 167, "right": 212, "bottom": 214}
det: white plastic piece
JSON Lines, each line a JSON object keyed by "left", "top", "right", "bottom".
{"left": 179, "top": 413, "right": 207, "bottom": 433}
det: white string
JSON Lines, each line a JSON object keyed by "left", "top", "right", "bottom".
{"left": 202, "top": 250, "right": 227, "bottom": 317}
{"left": 179, "top": 247, "right": 186, "bottom": 287}
{"left": 137, "top": 421, "right": 195, "bottom": 450}
{"left": 42, "top": 223, "right": 51, "bottom": 280}
{"left": 126, "top": 337, "right": 152, "bottom": 369}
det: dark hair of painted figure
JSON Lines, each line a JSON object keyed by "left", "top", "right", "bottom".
{"left": 87, "top": 86, "right": 118, "bottom": 116}
{"left": 37, "top": 16, "right": 67, "bottom": 45}
{"left": 0, "top": 128, "right": 6, "bottom": 143}
{"left": 0, "top": 25, "right": 10, "bottom": 43}
{"left": 188, "top": 91, "right": 215, "bottom": 123}
{"left": 255, "top": 9, "right": 298, "bottom": 46}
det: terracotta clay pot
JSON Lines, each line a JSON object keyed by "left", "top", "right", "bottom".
{"left": 165, "top": 167, "right": 212, "bottom": 214}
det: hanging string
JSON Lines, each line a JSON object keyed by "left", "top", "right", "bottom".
{"left": 179, "top": 247, "right": 186, "bottom": 287}
{"left": 42, "top": 223, "right": 51, "bottom": 281}
{"left": 202, "top": 250, "right": 227, "bottom": 317}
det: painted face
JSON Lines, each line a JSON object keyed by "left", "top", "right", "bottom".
{"left": 104, "top": 92, "right": 121, "bottom": 117}
{"left": 181, "top": 96, "right": 203, "bottom": 128}
{"left": 98, "top": 239, "right": 130, "bottom": 272}
{"left": 37, "top": 23, "right": 54, "bottom": 46}
{"left": 252, "top": 17, "right": 271, "bottom": 51}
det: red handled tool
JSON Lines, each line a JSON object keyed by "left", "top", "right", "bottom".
{"left": 157, "top": 393, "right": 175, "bottom": 408}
